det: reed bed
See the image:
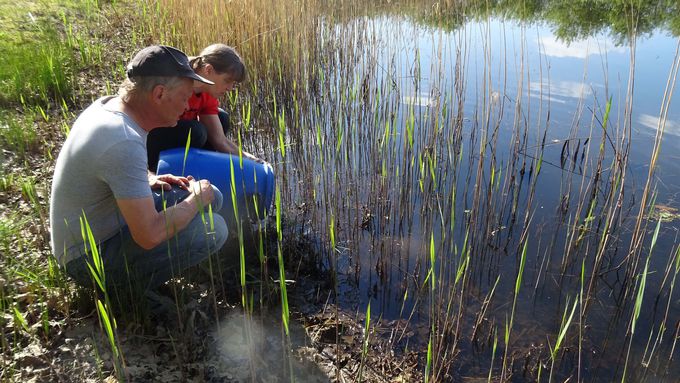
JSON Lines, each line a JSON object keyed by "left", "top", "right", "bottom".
{"left": 128, "top": 0, "right": 680, "bottom": 380}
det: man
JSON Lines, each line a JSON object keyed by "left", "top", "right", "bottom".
{"left": 50, "top": 45, "right": 229, "bottom": 299}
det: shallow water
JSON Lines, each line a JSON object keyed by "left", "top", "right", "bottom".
{"left": 260, "top": 9, "right": 680, "bottom": 379}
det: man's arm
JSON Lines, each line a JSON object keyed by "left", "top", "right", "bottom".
{"left": 116, "top": 178, "right": 214, "bottom": 250}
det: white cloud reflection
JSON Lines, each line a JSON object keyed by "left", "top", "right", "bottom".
{"left": 401, "top": 94, "right": 437, "bottom": 107}
{"left": 529, "top": 80, "right": 593, "bottom": 101}
{"left": 639, "top": 114, "right": 680, "bottom": 136}
{"left": 538, "top": 34, "right": 626, "bottom": 59}
{"left": 528, "top": 92, "right": 566, "bottom": 104}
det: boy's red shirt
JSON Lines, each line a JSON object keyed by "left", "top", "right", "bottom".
{"left": 180, "top": 92, "right": 219, "bottom": 121}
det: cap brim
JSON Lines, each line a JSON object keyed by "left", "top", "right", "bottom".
{"left": 187, "top": 72, "right": 214, "bottom": 85}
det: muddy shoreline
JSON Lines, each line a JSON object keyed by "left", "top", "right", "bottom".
{"left": 3, "top": 227, "right": 424, "bottom": 382}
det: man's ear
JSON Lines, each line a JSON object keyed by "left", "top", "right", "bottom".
{"left": 150, "top": 84, "right": 165, "bottom": 104}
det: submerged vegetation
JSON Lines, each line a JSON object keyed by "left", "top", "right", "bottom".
{"left": 2, "top": 0, "right": 680, "bottom": 382}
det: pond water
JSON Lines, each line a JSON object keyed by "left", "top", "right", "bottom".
{"left": 258, "top": 9, "right": 680, "bottom": 382}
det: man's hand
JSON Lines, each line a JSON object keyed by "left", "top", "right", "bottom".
{"left": 188, "top": 178, "right": 215, "bottom": 207}
{"left": 119, "top": 177, "right": 213, "bottom": 250}
{"left": 149, "top": 173, "right": 191, "bottom": 191}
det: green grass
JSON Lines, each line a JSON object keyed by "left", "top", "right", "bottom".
{"left": 0, "top": 12, "right": 73, "bottom": 105}
{"left": 0, "top": 0, "right": 109, "bottom": 107}
{"left": 0, "top": 26, "right": 74, "bottom": 107}
{"left": 0, "top": 111, "right": 39, "bottom": 158}
{"left": 0, "top": 0, "right": 125, "bottom": 378}
{"left": 0, "top": 207, "right": 70, "bottom": 360}
{"left": 0, "top": 213, "right": 28, "bottom": 256}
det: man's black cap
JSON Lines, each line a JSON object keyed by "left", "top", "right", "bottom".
{"left": 126, "top": 45, "right": 214, "bottom": 85}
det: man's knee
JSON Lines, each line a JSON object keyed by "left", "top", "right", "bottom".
{"left": 186, "top": 185, "right": 226, "bottom": 249}
{"left": 153, "top": 186, "right": 191, "bottom": 211}
{"left": 186, "top": 211, "right": 228, "bottom": 251}
{"left": 210, "top": 184, "right": 223, "bottom": 212}
{"left": 212, "top": 214, "right": 229, "bottom": 249}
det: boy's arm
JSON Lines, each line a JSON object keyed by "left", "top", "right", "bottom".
{"left": 200, "top": 113, "right": 263, "bottom": 162}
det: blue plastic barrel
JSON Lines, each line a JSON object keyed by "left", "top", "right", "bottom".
{"left": 157, "top": 148, "right": 275, "bottom": 225}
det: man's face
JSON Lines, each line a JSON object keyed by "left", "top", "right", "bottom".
{"left": 159, "top": 78, "right": 194, "bottom": 127}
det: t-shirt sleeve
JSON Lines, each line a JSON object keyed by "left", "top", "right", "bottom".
{"left": 198, "top": 93, "right": 219, "bottom": 115}
{"left": 99, "top": 141, "right": 151, "bottom": 200}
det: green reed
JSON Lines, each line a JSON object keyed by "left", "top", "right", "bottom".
{"left": 275, "top": 186, "right": 290, "bottom": 335}
{"left": 622, "top": 256, "right": 650, "bottom": 382}
{"left": 357, "top": 300, "right": 371, "bottom": 381}
{"left": 548, "top": 297, "right": 578, "bottom": 382}
{"left": 501, "top": 239, "right": 528, "bottom": 381}
{"left": 488, "top": 328, "right": 498, "bottom": 382}
{"left": 80, "top": 214, "right": 125, "bottom": 380}
{"left": 424, "top": 232, "right": 436, "bottom": 382}
{"left": 179, "top": 128, "right": 192, "bottom": 176}
{"left": 642, "top": 238, "right": 680, "bottom": 371}
{"left": 226, "top": 158, "right": 248, "bottom": 310}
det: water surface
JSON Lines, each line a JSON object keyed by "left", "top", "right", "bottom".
{"left": 265, "top": 10, "right": 680, "bottom": 381}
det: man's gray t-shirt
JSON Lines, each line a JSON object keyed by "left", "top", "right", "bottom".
{"left": 50, "top": 96, "right": 152, "bottom": 265}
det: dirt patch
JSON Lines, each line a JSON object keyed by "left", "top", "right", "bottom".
{"left": 4, "top": 262, "right": 423, "bottom": 382}
{"left": 1, "top": 193, "right": 423, "bottom": 383}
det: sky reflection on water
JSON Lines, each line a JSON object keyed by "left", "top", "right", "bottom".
{"left": 282, "top": 13, "right": 680, "bottom": 380}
